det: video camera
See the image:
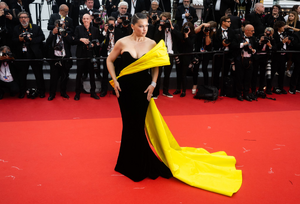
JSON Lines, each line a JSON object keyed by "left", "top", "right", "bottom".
{"left": 20, "top": 32, "right": 33, "bottom": 42}
{"left": 120, "top": 15, "right": 130, "bottom": 26}
{"left": 91, "top": 12, "right": 104, "bottom": 24}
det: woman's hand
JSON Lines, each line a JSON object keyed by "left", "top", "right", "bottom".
{"left": 114, "top": 81, "right": 121, "bottom": 98}
{"left": 144, "top": 85, "right": 155, "bottom": 101}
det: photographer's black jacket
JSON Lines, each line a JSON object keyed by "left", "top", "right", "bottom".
{"left": 175, "top": 5, "right": 198, "bottom": 30}
{"left": 195, "top": 31, "right": 214, "bottom": 52}
{"left": 47, "top": 13, "right": 74, "bottom": 36}
{"left": 255, "top": 33, "right": 277, "bottom": 56}
{"left": 214, "top": 27, "right": 239, "bottom": 54}
{"left": 74, "top": 25, "right": 100, "bottom": 58}
{"left": 0, "top": 8, "right": 20, "bottom": 47}
{"left": 45, "top": 31, "right": 73, "bottom": 58}
{"left": 12, "top": 23, "right": 45, "bottom": 59}
{"left": 234, "top": 32, "right": 257, "bottom": 61}
{"left": 100, "top": 27, "right": 125, "bottom": 57}
{"left": 245, "top": 12, "right": 265, "bottom": 37}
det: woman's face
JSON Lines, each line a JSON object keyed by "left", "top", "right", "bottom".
{"left": 289, "top": 13, "right": 295, "bottom": 21}
{"left": 132, "top": 19, "right": 148, "bottom": 37}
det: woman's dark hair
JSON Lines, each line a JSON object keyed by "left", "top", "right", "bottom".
{"left": 273, "top": 20, "right": 286, "bottom": 31}
{"left": 292, "top": 5, "right": 300, "bottom": 12}
{"left": 181, "top": 21, "right": 195, "bottom": 35}
{"left": 131, "top": 13, "right": 147, "bottom": 25}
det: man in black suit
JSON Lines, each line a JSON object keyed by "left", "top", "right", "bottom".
{"left": 153, "top": 11, "right": 181, "bottom": 98}
{"left": 213, "top": 15, "right": 238, "bottom": 91}
{"left": 225, "top": 8, "right": 241, "bottom": 31}
{"left": 47, "top": 4, "right": 74, "bottom": 36}
{"left": 245, "top": 2, "right": 265, "bottom": 37}
{"left": 233, "top": 24, "right": 256, "bottom": 101}
{"left": 111, "top": 1, "right": 132, "bottom": 28}
{"left": 12, "top": 11, "right": 45, "bottom": 99}
{"left": 10, "top": 0, "right": 34, "bottom": 22}
{"left": 46, "top": 19, "right": 73, "bottom": 101}
{"left": 74, "top": 14, "right": 100, "bottom": 100}
{"left": 79, "top": 0, "right": 102, "bottom": 26}
{"left": 123, "top": 0, "right": 147, "bottom": 15}
{"left": 105, "top": 0, "right": 119, "bottom": 17}
{"left": 175, "top": 0, "right": 198, "bottom": 30}
{"left": 203, "top": 0, "right": 233, "bottom": 23}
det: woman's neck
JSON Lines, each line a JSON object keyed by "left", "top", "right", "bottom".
{"left": 131, "top": 33, "right": 145, "bottom": 42}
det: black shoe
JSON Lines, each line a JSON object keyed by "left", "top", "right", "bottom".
{"left": 237, "top": 95, "right": 243, "bottom": 101}
{"left": 100, "top": 91, "right": 107, "bottom": 97}
{"left": 90, "top": 93, "right": 100, "bottom": 100}
{"left": 39, "top": 92, "right": 45, "bottom": 98}
{"left": 48, "top": 95, "right": 55, "bottom": 101}
{"left": 60, "top": 92, "right": 69, "bottom": 99}
{"left": 82, "top": 73, "right": 88, "bottom": 80}
{"left": 281, "top": 89, "right": 287, "bottom": 94}
{"left": 249, "top": 93, "right": 257, "bottom": 101}
{"left": 180, "top": 92, "right": 186, "bottom": 97}
{"left": 173, "top": 90, "right": 181, "bottom": 95}
{"left": 289, "top": 88, "right": 296, "bottom": 94}
{"left": 266, "top": 89, "right": 272, "bottom": 95}
{"left": 18, "top": 92, "right": 25, "bottom": 99}
{"left": 0, "top": 93, "right": 3, "bottom": 100}
{"left": 273, "top": 88, "right": 281, "bottom": 94}
{"left": 163, "top": 92, "right": 173, "bottom": 98}
{"left": 244, "top": 95, "right": 252, "bottom": 102}
{"left": 74, "top": 93, "right": 80, "bottom": 101}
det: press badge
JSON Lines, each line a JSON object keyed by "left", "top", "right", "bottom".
{"left": 22, "top": 46, "right": 27, "bottom": 52}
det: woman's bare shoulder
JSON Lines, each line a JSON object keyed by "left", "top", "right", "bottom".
{"left": 145, "top": 38, "right": 157, "bottom": 48}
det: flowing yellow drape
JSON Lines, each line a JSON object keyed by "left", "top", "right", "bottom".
{"left": 112, "top": 40, "right": 242, "bottom": 196}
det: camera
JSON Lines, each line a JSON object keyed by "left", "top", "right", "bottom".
{"left": 202, "top": 26, "right": 215, "bottom": 33}
{"left": 3, "top": 8, "right": 9, "bottom": 16}
{"left": 160, "top": 20, "right": 171, "bottom": 29}
{"left": 243, "top": 43, "right": 253, "bottom": 54}
{"left": 261, "top": 36, "right": 271, "bottom": 44}
{"left": 108, "top": 23, "right": 114, "bottom": 31}
{"left": 88, "top": 39, "right": 100, "bottom": 49}
{"left": 20, "top": 32, "right": 33, "bottom": 42}
{"left": 183, "top": 25, "right": 190, "bottom": 33}
{"left": 224, "top": 38, "right": 230, "bottom": 45}
{"left": 53, "top": 41, "right": 63, "bottom": 51}
{"left": 120, "top": 15, "right": 130, "bottom": 26}
{"left": 152, "top": 13, "right": 158, "bottom": 21}
{"left": 26, "top": 88, "right": 38, "bottom": 99}
{"left": 92, "top": 12, "right": 103, "bottom": 24}
{"left": 0, "top": 51, "right": 13, "bottom": 57}
{"left": 283, "top": 28, "right": 294, "bottom": 41}
{"left": 186, "top": 15, "right": 193, "bottom": 21}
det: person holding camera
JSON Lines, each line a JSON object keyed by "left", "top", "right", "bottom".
{"left": 173, "top": 21, "right": 195, "bottom": 97}
{"left": 234, "top": 24, "right": 256, "bottom": 101}
{"left": 74, "top": 14, "right": 100, "bottom": 100}
{"left": 111, "top": 1, "right": 132, "bottom": 29}
{"left": 80, "top": 0, "right": 103, "bottom": 27}
{"left": 266, "top": 21, "right": 290, "bottom": 95}
{"left": 0, "top": 45, "right": 19, "bottom": 99}
{"left": 106, "top": 0, "right": 119, "bottom": 17}
{"left": 253, "top": 27, "right": 276, "bottom": 97}
{"left": 0, "top": 2, "right": 19, "bottom": 48}
{"left": 194, "top": 21, "right": 217, "bottom": 88}
{"left": 12, "top": 11, "right": 45, "bottom": 99}
{"left": 175, "top": 0, "right": 198, "bottom": 30}
{"left": 46, "top": 19, "right": 73, "bottom": 101}
{"left": 148, "top": 0, "right": 161, "bottom": 26}
{"left": 100, "top": 16, "right": 125, "bottom": 97}
{"left": 152, "top": 12, "right": 180, "bottom": 98}
{"left": 48, "top": 4, "right": 74, "bottom": 36}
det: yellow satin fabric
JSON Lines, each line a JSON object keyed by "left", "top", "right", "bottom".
{"left": 145, "top": 100, "right": 242, "bottom": 196}
{"left": 109, "top": 40, "right": 171, "bottom": 88}
{"left": 111, "top": 40, "right": 242, "bottom": 196}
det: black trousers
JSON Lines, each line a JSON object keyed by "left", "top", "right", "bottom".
{"left": 76, "top": 59, "right": 96, "bottom": 94}
{"left": 213, "top": 53, "right": 231, "bottom": 89}
{"left": 49, "top": 59, "right": 71, "bottom": 95}
{"left": 0, "top": 80, "right": 19, "bottom": 95}
{"left": 18, "top": 61, "right": 45, "bottom": 94}
{"left": 290, "top": 56, "right": 300, "bottom": 90}
{"left": 252, "top": 54, "right": 269, "bottom": 92}
{"left": 267, "top": 54, "right": 287, "bottom": 90}
{"left": 176, "top": 55, "right": 190, "bottom": 92}
{"left": 197, "top": 53, "right": 212, "bottom": 86}
{"left": 153, "top": 56, "right": 173, "bottom": 96}
{"left": 235, "top": 58, "right": 253, "bottom": 96}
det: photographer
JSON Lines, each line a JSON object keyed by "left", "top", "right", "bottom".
{"left": 79, "top": 0, "right": 104, "bottom": 28}
{"left": 148, "top": 0, "right": 162, "bottom": 26}
{"left": 175, "top": 0, "right": 198, "bottom": 30}
{"left": 0, "top": 2, "right": 19, "bottom": 48}
{"left": 194, "top": 21, "right": 217, "bottom": 88}
{"left": 234, "top": 24, "right": 256, "bottom": 102}
{"left": 266, "top": 21, "right": 290, "bottom": 95}
{"left": 100, "top": 16, "right": 125, "bottom": 97}
{"left": 253, "top": 27, "right": 276, "bottom": 96}
{"left": 111, "top": 1, "right": 132, "bottom": 30}
{"left": 74, "top": 14, "right": 100, "bottom": 100}
{"left": 153, "top": 12, "right": 181, "bottom": 99}
{"left": 173, "top": 21, "right": 195, "bottom": 97}
{"left": 48, "top": 4, "right": 74, "bottom": 36}
{"left": 12, "top": 11, "right": 45, "bottom": 99}
{"left": 0, "top": 45, "right": 19, "bottom": 99}
{"left": 46, "top": 19, "right": 73, "bottom": 101}
{"left": 106, "top": 0, "right": 119, "bottom": 17}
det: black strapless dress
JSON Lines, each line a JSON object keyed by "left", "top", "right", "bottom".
{"left": 114, "top": 52, "right": 173, "bottom": 182}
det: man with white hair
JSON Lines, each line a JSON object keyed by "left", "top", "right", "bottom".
{"left": 245, "top": 3, "right": 265, "bottom": 37}
{"left": 149, "top": 0, "right": 162, "bottom": 25}
{"left": 111, "top": 1, "right": 132, "bottom": 27}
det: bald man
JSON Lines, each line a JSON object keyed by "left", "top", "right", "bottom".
{"left": 74, "top": 14, "right": 100, "bottom": 100}
{"left": 235, "top": 24, "right": 257, "bottom": 102}
{"left": 47, "top": 4, "right": 74, "bottom": 36}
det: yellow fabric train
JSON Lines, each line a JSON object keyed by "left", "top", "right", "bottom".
{"left": 110, "top": 40, "right": 242, "bottom": 196}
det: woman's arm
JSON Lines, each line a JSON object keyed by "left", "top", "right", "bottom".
{"left": 106, "top": 40, "right": 123, "bottom": 97}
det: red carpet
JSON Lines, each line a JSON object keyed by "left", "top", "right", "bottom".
{"left": 1, "top": 90, "right": 300, "bottom": 203}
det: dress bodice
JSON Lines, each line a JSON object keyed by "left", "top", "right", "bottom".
{"left": 120, "top": 52, "right": 139, "bottom": 71}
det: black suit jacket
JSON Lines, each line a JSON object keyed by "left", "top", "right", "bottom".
{"left": 175, "top": 6, "right": 198, "bottom": 30}
{"left": 105, "top": 0, "right": 120, "bottom": 17}
{"left": 47, "top": 13, "right": 74, "bottom": 35}
{"left": 229, "top": 15, "right": 241, "bottom": 31}
{"left": 245, "top": 12, "right": 265, "bottom": 37}
{"left": 100, "top": 27, "right": 125, "bottom": 56}
{"left": 46, "top": 31, "right": 73, "bottom": 58}
{"left": 74, "top": 25, "right": 100, "bottom": 58}
{"left": 79, "top": 8, "right": 99, "bottom": 25}
{"left": 203, "top": 0, "right": 232, "bottom": 21}
{"left": 214, "top": 27, "right": 239, "bottom": 58}
{"left": 234, "top": 32, "right": 257, "bottom": 61}
{"left": 12, "top": 24, "right": 45, "bottom": 59}
{"left": 10, "top": 0, "right": 34, "bottom": 14}
{"left": 124, "top": 0, "right": 146, "bottom": 14}
{"left": 153, "top": 25, "right": 181, "bottom": 54}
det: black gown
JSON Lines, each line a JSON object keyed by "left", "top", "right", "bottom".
{"left": 114, "top": 52, "right": 173, "bottom": 182}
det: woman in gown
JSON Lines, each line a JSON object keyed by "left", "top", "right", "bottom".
{"left": 106, "top": 13, "right": 173, "bottom": 181}
{"left": 107, "top": 13, "right": 242, "bottom": 196}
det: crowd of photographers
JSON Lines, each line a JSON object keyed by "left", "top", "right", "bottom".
{"left": 0, "top": 0, "right": 300, "bottom": 102}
